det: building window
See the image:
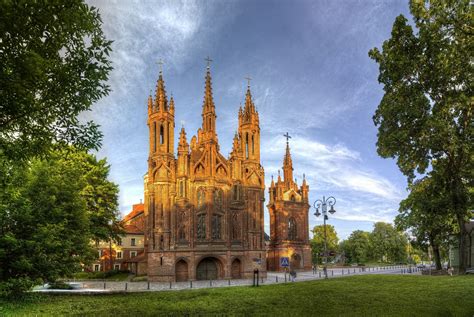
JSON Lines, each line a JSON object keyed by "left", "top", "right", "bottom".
{"left": 160, "top": 125, "right": 164, "bottom": 144}
{"left": 153, "top": 122, "right": 157, "bottom": 152}
{"left": 98, "top": 250, "right": 103, "bottom": 258}
{"left": 245, "top": 133, "right": 249, "bottom": 159}
{"left": 252, "top": 134, "right": 254, "bottom": 155}
{"left": 179, "top": 181, "right": 184, "bottom": 198}
{"left": 94, "top": 264, "right": 100, "bottom": 272}
{"left": 197, "top": 214, "right": 206, "bottom": 240}
{"left": 114, "top": 264, "right": 120, "bottom": 271}
{"left": 130, "top": 251, "right": 137, "bottom": 258}
{"left": 212, "top": 214, "right": 222, "bottom": 240}
{"left": 197, "top": 190, "right": 205, "bottom": 210}
{"left": 131, "top": 238, "right": 136, "bottom": 246}
{"left": 288, "top": 218, "right": 297, "bottom": 241}
{"left": 213, "top": 189, "right": 223, "bottom": 211}
{"left": 117, "top": 238, "right": 122, "bottom": 246}
{"left": 116, "top": 251, "right": 123, "bottom": 259}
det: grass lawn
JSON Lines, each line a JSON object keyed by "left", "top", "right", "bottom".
{"left": 1, "top": 275, "right": 473, "bottom": 316}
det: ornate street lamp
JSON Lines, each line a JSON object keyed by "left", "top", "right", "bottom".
{"left": 313, "top": 196, "right": 336, "bottom": 279}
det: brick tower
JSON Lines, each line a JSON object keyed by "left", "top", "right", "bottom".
{"left": 267, "top": 135, "right": 311, "bottom": 271}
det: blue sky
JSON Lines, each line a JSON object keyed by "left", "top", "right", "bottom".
{"left": 83, "top": 0, "right": 412, "bottom": 240}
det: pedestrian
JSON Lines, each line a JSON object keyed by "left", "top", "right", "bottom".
{"left": 447, "top": 266, "right": 453, "bottom": 276}
{"left": 290, "top": 269, "right": 296, "bottom": 282}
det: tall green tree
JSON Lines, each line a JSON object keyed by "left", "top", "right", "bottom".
{"left": 370, "top": 222, "right": 408, "bottom": 263}
{"left": 396, "top": 174, "right": 456, "bottom": 270}
{"left": 0, "top": 149, "right": 120, "bottom": 296}
{"left": 0, "top": 1, "right": 112, "bottom": 160}
{"left": 311, "top": 225, "right": 339, "bottom": 264}
{"left": 341, "top": 230, "right": 371, "bottom": 264}
{"left": 369, "top": 0, "right": 473, "bottom": 271}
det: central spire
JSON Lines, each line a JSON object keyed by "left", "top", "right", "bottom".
{"left": 201, "top": 56, "right": 217, "bottom": 137}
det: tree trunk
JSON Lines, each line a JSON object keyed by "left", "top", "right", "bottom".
{"left": 457, "top": 216, "right": 467, "bottom": 273}
{"left": 432, "top": 242, "right": 442, "bottom": 270}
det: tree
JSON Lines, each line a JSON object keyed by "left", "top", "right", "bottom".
{"left": 370, "top": 222, "right": 408, "bottom": 263}
{"left": 0, "top": 1, "right": 113, "bottom": 160}
{"left": 369, "top": 1, "right": 473, "bottom": 271}
{"left": 396, "top": 174, "right": 456, "bottom": 270}
{"left": 341, "top": 230, "right": 371, "bottom": 264}
{"left": 311, "top": 225, "right": 339, "bottom": 265}
{"left": 0, "top": 149, "right": 121, "bottom": 296}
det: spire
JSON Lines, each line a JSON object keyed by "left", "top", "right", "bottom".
{"left": 147, "top": 93, "right": 152, "bottom": 110}
{"left": 178, "top": 127, "right": 189, "bottom": 152}
{"left": 302, "top": 173, "right": 307, "bottom": 186}
{"left": 155, "top": 71, "right": 168, "bottom": 112}
{"left": 271, "top": 175, "right": 275, "bottom": 187}
{"left": 169, "top": 94, "right": 175, "bottom": 115}
{"left": 282, "top": 132, "right": 294, "bottom": 186}
{"left": 277, "top": 170, "right": 281, "bottom": 182}
{"left": 202, "top": 57, "right": 215, "bottom": 112}
{"left": 232, "top": 132, "right": 240, "bottom": 154}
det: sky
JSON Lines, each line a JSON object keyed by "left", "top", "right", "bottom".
{"left": 83, "top": 0, "right": 412, "bottom": 240}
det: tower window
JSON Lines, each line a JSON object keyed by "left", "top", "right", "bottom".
{"left": 245, "top": 133, "right": 249, "bottom": 159}
{"left": 160, "top": 125, "right": 164, "bottom": 144}
{"left": 288, "top": 218, "right": 297, "bottom": 240}
{"left": 167, "top": 122, "right": 171, "bottom": 152}
{"left": 153, "top": 122, "right": 157, "bottom": 152}
{"left": 252, "top": 135, "right": 255, "bottom": 155}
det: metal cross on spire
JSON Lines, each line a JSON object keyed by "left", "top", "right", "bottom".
{"left": 245, "top": 76, "right": 252, "bottom": 88}
{"left": 205, "top": 56, "right": 213, "bottom": 68}
{"left": 283, "top": 132, "right": 291, "bottom": 144}
{"left": 156, "top": 58, "right": 164, "bottom": 74}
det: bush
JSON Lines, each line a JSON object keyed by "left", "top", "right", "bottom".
{"left": 0, "top": 277, "right": 38, "bottom": 298}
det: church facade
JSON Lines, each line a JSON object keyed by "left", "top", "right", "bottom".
{"left": 266, "top": 139, "right": 312, "bottom": 271}
{"left": 143, "top": 63, "right": 266, "bottom": 282}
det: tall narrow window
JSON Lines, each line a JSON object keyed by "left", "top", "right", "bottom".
{"left": 252, "top": 135, "right": 255, "bottom": 155}
{"left": 179, "top": 181, "right": 184, "bottom": 197}
{"left": 167, "top": 122, "right": 171, "bottom": 152}
{"left": 288, "top": 218, "right": 297, "bottom": 240}
{"left": 153, "top": 122, "right": 157, "bottom": 152}
{"left": 197, "top": 214, "right": 206, "bottom": 239}
{"left": 212, "top": 215, "right": 221, "bottom": 239}
{"left": 245, "top": 133, "right": 249, "bottom": 159}
{"left": 160, "top": 125, "right": 164, "bottom": 144}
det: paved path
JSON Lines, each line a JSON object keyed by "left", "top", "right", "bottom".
{"left": 37, "top": 265, "right": 421, "bottom": 293}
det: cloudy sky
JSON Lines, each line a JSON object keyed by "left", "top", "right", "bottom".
{"left": 84, "top": 0, "right": 412, "bottom": 239}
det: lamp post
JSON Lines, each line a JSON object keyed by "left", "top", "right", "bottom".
{"left": 314, "top": 196, "right": 336, "bottom": 279}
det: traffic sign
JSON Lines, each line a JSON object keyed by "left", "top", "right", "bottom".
{"left": 280, "top": 257, "right": 289, "bottom": 267}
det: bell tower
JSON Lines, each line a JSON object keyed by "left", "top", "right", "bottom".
{"left": 267, "top": 135, "right": 311, "bottom": 272}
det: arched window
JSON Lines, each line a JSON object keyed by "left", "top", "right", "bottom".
{"left": 288, "top": 218, "right": 297, "bottom": 240}
{"left": 251, "top": 134, "right": 254, "bottom": 155}
{"left": 160, "top": 125, "right": 164, "bottom": 144}
{"left": 179, "top": 181, "right": 184, "bottom": 198}
{"left": 290, "top": 195, "right": 295, "bottom": 202}
{"left": 153, "top": 122, "right": 157, "bottom": 152}
{"left": 214, "top": 189, "right": 223, "bottom": 211}
{"left": 245, "top": 133, "right": 249, "bottom": 159}
{"left": 197, "top": 190, "right": 205, "bottom": 210}
{"left": 167, "top": 122, "right": 171, "bottom": 152}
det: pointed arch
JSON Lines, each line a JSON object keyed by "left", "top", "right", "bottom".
{"left": 153, "top": 122, "right": 157, "bottom": 152}
{"left": 160, "top": 124, "right": 164, "bottom": 144}
{"left": 288, "top": 217, "right": 297, "bottom": 240}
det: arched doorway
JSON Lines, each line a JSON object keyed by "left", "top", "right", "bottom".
{"left": 175, "top": 260, "right": 189, "bottom": 282}
{"left": 231, "top": 259, "right": 242, "bottom": 279}
{"left": 291, "top": 253, "right": 302, "bottom": 269}
{"left": 196, "top": 257, "right": 220, "bottom": 280}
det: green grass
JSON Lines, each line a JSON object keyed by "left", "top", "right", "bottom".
{"left": 1, "top": 275, "right": 473, "bottom": 316}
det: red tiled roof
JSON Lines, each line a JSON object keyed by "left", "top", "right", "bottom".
{"left": 124, "top": 253, "right": 147, "bottom": 263}
{"left": 123, "top": 224, "right": 144, "bottom": 234}
{"left": 122, "top": 203, "right": 144, "bottom": 223}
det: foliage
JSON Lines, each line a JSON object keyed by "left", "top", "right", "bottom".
{"left": 311, "top": 225, "right": 339, "bottom": 264}
{"left": 0, "top": 0, "right": 113, "bottom": 161}
{"left": 0, "top": 149, "right": 121, "bottom": 296}
{"left": 2, "top": 276, "right": 474, "bottom": 316}
{"left": 340, "top": 230, "right": 371, "bottom": 264}
{"left": 370, "top": 222, "right": 408, "bottom": 263}
{"left": 369, "top": 0, "right": 473, "bottom": 270}
{"left": 396, "top": 174, "right": 457, "bottom": 269}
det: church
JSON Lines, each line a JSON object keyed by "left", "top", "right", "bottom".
{"left": 143, "top": 61, "right": 266, "bottom": 282}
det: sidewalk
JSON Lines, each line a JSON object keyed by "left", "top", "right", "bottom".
{"left": 34, "top": 265, "right": 420, "bottom": 294}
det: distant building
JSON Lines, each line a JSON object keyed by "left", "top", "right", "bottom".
{"left": 449, "top": 220, "right": 474, "bottom": 271}
{"left": 89, "top": 203, "right": 146, "bottom": 274}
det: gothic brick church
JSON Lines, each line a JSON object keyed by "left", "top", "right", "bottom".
{"left": 143, "top": 62, "right": 267, "bottom": 282}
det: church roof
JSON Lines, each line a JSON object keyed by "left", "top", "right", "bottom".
{"left": 123, "top": 224, "right": 144, "bottom": 235}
